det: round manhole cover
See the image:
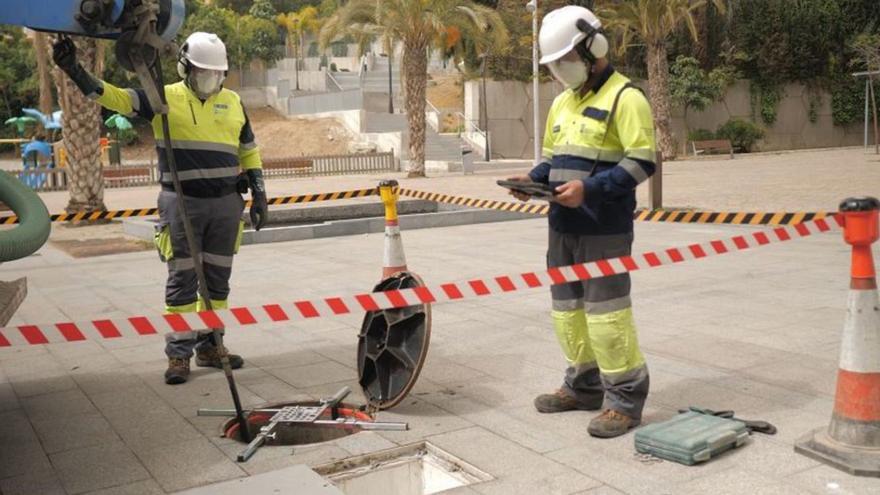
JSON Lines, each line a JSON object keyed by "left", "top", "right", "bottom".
{"left": 223, "top": 402, "right": 370, "bottom": 445}
{"left": 357, "top": 272, "right": 432, "bottom": 410}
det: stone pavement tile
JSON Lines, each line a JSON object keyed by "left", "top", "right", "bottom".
{"left": 419, "top": 355, "right": 487, "bottom": 385}
{"left": 91, "top": 387, "right": 204, "bottom": 451}
{"left": 674, "top": 468, "right": 807, "bottom": 495}
{"left": 311, "top": 342, "right": 359, "bottom": 371}
{"left": 301, "top": 378, "right": 368, "bottom": 406}
{"left": 706, "top": 373, "right": 834, "bottom": 418}
{"left": 246, "top": 348, "right": 331, "bottom": 369}
{"left": 645, "top": 333, "right": 797, "bottom": 373}
{"left": 331, "top": 431, "right": 398, "bottom": 456}
{"left": 50, "top": 440, "right": 151, "bottom": 495}
{"left": 267, "top": 360, "right": 356, "bottom": 389}
{"left": 742, "top": 355, "right": 839, "bottom": 400}
{"left": 741, "top": 406, "right": 832, "bottom": 446}
{"left": 432, "top": 395, "right": 580, "bottom": 454}
{"left": 73, "top": 369, "right": 146, "bottom": 397}
{"left": 10, "top": 373, "right": 79, "bottom": 399}
{"left": 0, "top": 409, "right": 53, "bottom": 479}
{"left": 546, "top": 436, "right": 740, "bottom": 495}
{"left": 0, "top": 465, "right": 66, "bottom": 495}
{"left": 572, "top": 486, "right": 627, "bottom": 495}
{"left": 370, "top": 397, "right": 475, "bottom": 445}
{"left": 32, "top": 412, "right": 120, "bottom": 454}
{"left": 137, "top": 437, "right": 246, "bottom": 493}
{"left": 425, "top": 426, "right": 578, "bottom": 479}
{"left": 21, "top": 387, "right": 97, "bottom": 422}
{"left": 82, "top": 479, "right": 166, "bottom": 495}
{"left": 472, "top": 463, "right": 603, "bottom": 495}
{"left": 237, "top": 444, "right": 352, "bottom": 476}
{"left": 649, "top": 373, "right": 769, "bottom": 414}
{"left": 233, "top": 375, "right": 311, "bottom": 405}
{"left": 681, "top": 434, "right": 820, "bottom": 479}
{"left": 736, "top": 324, "right": 840, "bottom": 360}
{"left": 785, "top": 463, "right": 880, "bottom": 495}
{"left": 0, "top": 381, "right": 20, "bottom": 412}
{"left": 438, "top": 487, "right": 482, "bottom": 495}
{"left": 134, "top": 367, "right": 265, "bottom": 413}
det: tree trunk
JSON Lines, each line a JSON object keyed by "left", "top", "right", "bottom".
{"left": 645, "top": 40, "right": 677, "bottom": 160}
{"left": 53, "top": 37, "right": 105, "bottom": 213}
{"left": 403, "top": 39, "right": 429, "bottom": 178}
{"left": 33, "top": 32, "right": 54, "bottom": 117}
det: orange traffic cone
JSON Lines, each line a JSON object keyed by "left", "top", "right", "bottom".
{"left": 795, "top": 196, "right": 880, "bottom": 477}
{"left": 379, "top": 179, "right": 408, "bottom": 279}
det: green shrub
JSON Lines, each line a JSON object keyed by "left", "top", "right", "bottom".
{"left": 688, "top": 129, "right": 715, "bottom": 142}
{"left": 716, "top": 119, "right": 765, "bottom": 152}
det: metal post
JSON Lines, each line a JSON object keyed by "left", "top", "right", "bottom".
{"left": 865, "top": 79, "right": 870, "bottom": 152}
{"left": 388, "top": 53, "right": 394, "bottom": 114}
{"left": 528, "top": 0, "right": 540, "bottom": 164}
{"left": 649, "top": 151, "right": 663, "bottom": 209}
{"left": 480, "top": 54, "right": 489, "bottom": 161}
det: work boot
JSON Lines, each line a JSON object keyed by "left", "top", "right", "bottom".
{"left": 196, "top": 346, "right": 244, "bottom": 370}
{"left": 534, "top": 389, "right": 601, "bottom": 413}
{"left": 587, "top": 409, "right": 640, "bottom": 438}
{"left": 164, "top": 357, "right": 190, "bottom": 385}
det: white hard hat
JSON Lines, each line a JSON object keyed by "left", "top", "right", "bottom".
{"left": 538, "top": 5, "right": 608, "bottom": 65}
{"left": 178, "top": 32, "right": 228, "bottom": 75}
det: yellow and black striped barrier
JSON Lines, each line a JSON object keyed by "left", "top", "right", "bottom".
{"left": 0, "top": 185, "right": 832, "bottom": 227}
{"left": 397, "top": 188, "right": 833, "bottom": 226}
{"left": 1, "top": 188, "right": 379, "bottom": 225}
{"left": 633, "top": 209, "right": 831, "bottom": 226}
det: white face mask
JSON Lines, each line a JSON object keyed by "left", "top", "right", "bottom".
{"left": 189, "top": 69, "right": 225, "bottom": 98}
{"left": 549, "top": 60, "right": 590, "bottom": 89}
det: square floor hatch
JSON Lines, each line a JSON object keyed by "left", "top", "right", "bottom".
{"left": 313, "top": 442, "right": 493, "bottom": 495}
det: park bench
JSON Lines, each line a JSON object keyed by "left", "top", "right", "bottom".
{"left": 691, "top": 139, "right": 734, "bottom": 159}
{"left": 261, "top": 158, "right": 315, "bottom": 177}
{"left": 102, "top": 166, "right": 154, "bottom": 187}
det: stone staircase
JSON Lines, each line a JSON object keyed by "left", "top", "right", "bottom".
{"left": 363, "top": 112, "right": 464, "bottom": 167}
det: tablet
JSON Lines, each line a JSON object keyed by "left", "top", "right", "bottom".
{"left": 496, "top": 180, "right": 557, "bottom": 200}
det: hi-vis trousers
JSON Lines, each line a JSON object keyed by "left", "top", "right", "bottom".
{"left": 548, "top": 229, "right": 649, "bottom": 419}
{"left": 154, "top": 190, "right": 244, "bottom": 359}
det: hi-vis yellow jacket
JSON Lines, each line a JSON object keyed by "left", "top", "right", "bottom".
{"left": 529, "top": 66, "right": 656, "bottom": 235}
{"left": 95, "top": 81, "right": 262, "bottom": 198}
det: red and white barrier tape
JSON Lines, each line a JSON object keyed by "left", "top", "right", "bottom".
{"left": 0, "top": 216, "right": 842, "bottom": 347}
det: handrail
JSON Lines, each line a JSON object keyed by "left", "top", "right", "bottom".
{"left": 454, "top": 112, "right": 487, "bottom": 139}
{"left": 326, "top": 72, "right": 344, "bottom": 92}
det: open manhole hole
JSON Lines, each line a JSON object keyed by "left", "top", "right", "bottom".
{"left": 314, "top": 442, "right": 493, "bottom": 494}
{"left": 222, "top": 401, "right": 372, "bottom": 446}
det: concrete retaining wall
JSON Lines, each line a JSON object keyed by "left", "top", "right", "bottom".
{"left": 467, "top": 78, "right": 865, "bottom": 159}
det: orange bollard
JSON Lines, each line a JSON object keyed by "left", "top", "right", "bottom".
{"left": 379, "top": 180, "right": 408, "bottom": 279}
{"left": 795, "top": 196, "right": 880, "bottom": 477}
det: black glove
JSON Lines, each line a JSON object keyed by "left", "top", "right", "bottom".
{"left": 52, "top": 37, "right": 79, "bottom": 74}
{"left": 246, "top": 169, "right": 268, "bottom": 231}
{"left": 52, "top": 37, "right": 102, "bottom": 97}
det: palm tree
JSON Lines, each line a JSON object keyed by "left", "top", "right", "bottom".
{"left": 31, "top": 31, "right": 54, "bottom": 117}
{"left": 52, "top": 37, "right": 106, "bottom": 213}
{"left": 320, "top": 0, "right": 508, "bottom": 177}
{"left": 277, "top": 6, "right": 322, "bottom": 90}
{"left": 600, "top": 0, "right": 726, "bottom": 160}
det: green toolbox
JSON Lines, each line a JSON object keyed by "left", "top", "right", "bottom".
{"left": 634, "top": 410, "right": 750, "bottom": 465}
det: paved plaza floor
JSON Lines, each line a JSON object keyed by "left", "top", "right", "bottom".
{"left": 2, "top": 210, "right": 879, "bottom": 494}
{"left": 1, "top": 146, "right": 879, "bottom": 494}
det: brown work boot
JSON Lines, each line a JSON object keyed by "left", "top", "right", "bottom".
{"left": 164, "top": 357, "right": 190, "bottom": 385}
{"left": 587, "top": 409, "right": 640, "bottom": 438}
{"left": 534, "top": 389, "right": 601, "bottom": 413}
{"left": 196, "top": 346, "right": 244, "bottom": 370}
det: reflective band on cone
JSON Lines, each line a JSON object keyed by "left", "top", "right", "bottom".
{"left": 379, "top": 180, "right": 408, "bottom": 279}
{"left": 795, "top": 196, "right": 880, "bottom": 477}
